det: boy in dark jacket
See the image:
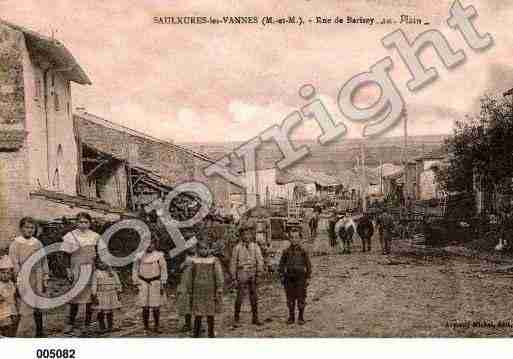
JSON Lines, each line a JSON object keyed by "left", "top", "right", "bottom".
{"left": 279, "top": 224, "right": 312, "bottom": 325}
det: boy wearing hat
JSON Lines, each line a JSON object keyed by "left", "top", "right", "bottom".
{"left": 0, "top": 254, "right": 17, "bottom": 337}
{"left": 230, "top": 223, "right": 264, "bottom": 327}
{"left": 279, "top": 224, "right": 312, "bottom": 325}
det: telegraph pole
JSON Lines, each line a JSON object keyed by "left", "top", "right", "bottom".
{"left": 403, "top": 108, "right": 409, "bottom": 204}
{"left": 379, "top": 157, "right": 383, "bottom": 195}
{"left": 361, "top": 142, "right": 367, "bottom": 212}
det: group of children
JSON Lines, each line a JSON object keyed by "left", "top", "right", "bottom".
{"left": 0, "top": 215, "right": 125, "bottom": 337}
{"left": 0, "top": 213, "right": 314, "bottom": 338}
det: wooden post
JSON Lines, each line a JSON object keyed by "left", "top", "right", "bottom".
{"left": 361, "top": 142, "right": 367, "bottom": 212}
{"left": 403, "top": 108, "right": 409, "bottom": 207}
{"left": 127, "top": 164, "right": 135, "bottom": 211}
{"left": 379, "top": 158, "right": 383, "bottom": 195}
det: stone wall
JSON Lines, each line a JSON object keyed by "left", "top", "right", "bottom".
{"left": 0, "top": 147, "right": 30, "bottom": 247}
{"left": 0, "top": 23, "right": 25, "bottom": 127}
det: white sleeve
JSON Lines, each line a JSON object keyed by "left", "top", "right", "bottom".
{"left": 93, "top": 232, "right": 101, "bottom": 247}
{"left": 159, "top": 253, "right": 168, "bottom": 283}
{"left": 61, "top": 232, "right": 79, "bottom": 253}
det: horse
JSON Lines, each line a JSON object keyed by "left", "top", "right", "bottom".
{"left": 354, "top": 214, "right": 374, "bottom": 252}
{"left": 333, "top": 216, "right": 355, "bottom": 254}
{"left": 333, "top": 213, "right": 374, "bottom": 253}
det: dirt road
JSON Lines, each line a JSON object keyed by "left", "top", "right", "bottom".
{"left": 42, "top": 234, "right": 513, "bottom": 337}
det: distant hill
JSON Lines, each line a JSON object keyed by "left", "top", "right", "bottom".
{"left": 181, "top": 134, "right": 449, "bottom": 175}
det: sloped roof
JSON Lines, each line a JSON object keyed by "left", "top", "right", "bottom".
{"left": 275, "top": 169, "right": 315, "bottom": 185}
{"left": 276, "top": 169, "right": 343, "bottom": 187}
{"left": 368, "top": 163, "right": 403, "bottom": 179}
{"left": 75, "top": 112, "right": 217, "bottom": 186}
{"left": 383, "top": 168, "right": 404, "bottom": 180}
{"left": 1, "top": 20, "right": 92, "bottom": 85}
{"left": 30, "top": 189, "right": 128, "bottom": 214}
{"left": 415, "top": 146, "right": 448, "bottom": 161}
{"left": 308, "top": 171, "right": 343, "bottom": 187}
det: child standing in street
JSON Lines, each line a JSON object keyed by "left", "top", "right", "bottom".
{"left": 182, "top": 240, "right": 223, "bottom": 338}
{"left": 132, "top": 239, "right": 168, "bottom": 334}
{"left": 91, "top": 258, "right": 122, "bottom": 334}
{"left": 176, "top": 242, "right": 196, "bottom": 333}
{"left": 61, "top": 212, "right": 99, "bottom": 335}
{"left": 376, "top": 209, "right": 394, "bottom": 255}
{"left": 9, "top": 217, "right": 49, "bottom": 337}
{"left": 0, "top": 255, "right": 17, "bottom": 337}
{"left": 279, "top": 224, "right": 312, "bottom": 325}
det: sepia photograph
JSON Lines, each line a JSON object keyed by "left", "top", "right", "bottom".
{"left": 0, "top": 0, "right": 513, "bottom": 351}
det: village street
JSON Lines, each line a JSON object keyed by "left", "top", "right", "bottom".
{"left": 40, "top": 232, "right": 513, "bottom": 338}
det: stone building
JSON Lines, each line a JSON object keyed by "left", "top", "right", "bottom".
{"left": 0, "top": 20, "right": 103, "bottom": 245}
{"left": 73, "top": 111, "right": 233, "bottom": 214}
{"left": 0, "top": 20, "right": 233, "bottom": 246}
{"left": 414, "top": 148, "right": 448, "bottom": 200}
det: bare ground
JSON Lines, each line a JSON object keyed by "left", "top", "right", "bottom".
{"left": 41, "top": 233, "right": 513, "bottom": 338}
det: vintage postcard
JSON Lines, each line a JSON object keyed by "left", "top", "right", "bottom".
{"left": 0, "top": 0, "right": 512, "bottom": 344}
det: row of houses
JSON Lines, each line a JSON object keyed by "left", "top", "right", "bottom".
{"left": 0, "top": 20, "right": 236, "bottom": 245}
{"left": 237, "top": 145, "right": 450, "bottom": 213}
{"left": 378, "top": 147, "right": 449, "bottom": 202}
{"left": 0, "top": 18, "right": 454, "bottom": 245}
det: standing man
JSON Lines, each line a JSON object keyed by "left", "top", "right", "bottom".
{"left": 255, "top": 213, "right": 270, "bottom": 259}
{"left": 230, "top": 224, "right": 264, "bottom": 327}
{"left": 310, "top": 205, "right": 321, "bottom": 238}
{"left": 279, "top": 224, "right": 312, "bottom": 325}
{"left": 376, "top": 209, "right": 394, "bottom": 255}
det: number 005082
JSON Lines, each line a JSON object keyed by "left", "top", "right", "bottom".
{"left": 35, "top": 349, "right": 76, "bottom": 359}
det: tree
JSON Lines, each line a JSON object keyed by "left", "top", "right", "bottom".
{"left": 443, "top": 95, "right": 513, "bottom": 210}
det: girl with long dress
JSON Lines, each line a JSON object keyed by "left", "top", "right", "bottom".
{"left": 132, "top": 239, "right": 168, "bottom": 334}
{"left": 61, "top": 212, "right": 100, "bottom": 335}
{"left": 91, "top": 259, "right": 122, "bottom": 334}
{"left": 9, "top": 217, "right": 49, "bottom": 337}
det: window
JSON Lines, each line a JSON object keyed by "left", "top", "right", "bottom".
{"left": 52, "top": 168, "right": 60, "bottom": 189}
{"left": 54, "top": 92, "right": 60, "bottom": 111}
{"left": 53, "top": 144, "right": 63, "bottom": 190}
{"left": 34, "top": 77, "right": 41, "bottom": 100}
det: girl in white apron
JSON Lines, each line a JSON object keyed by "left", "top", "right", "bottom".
{"left": 9, "top": 217, "right": 49, "bottom": 337}
{"left": 61, "top": 212, "right": 99, "bottom": 335}
{"left": 132, "top": 239, "right": 168, "bottom": 334}
{"left": 91, "top": 258, "right": 122, "bottom": 334}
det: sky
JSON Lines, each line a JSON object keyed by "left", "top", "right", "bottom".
{"left": 2, "top": 0, "right": 513, "bottom": 143}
